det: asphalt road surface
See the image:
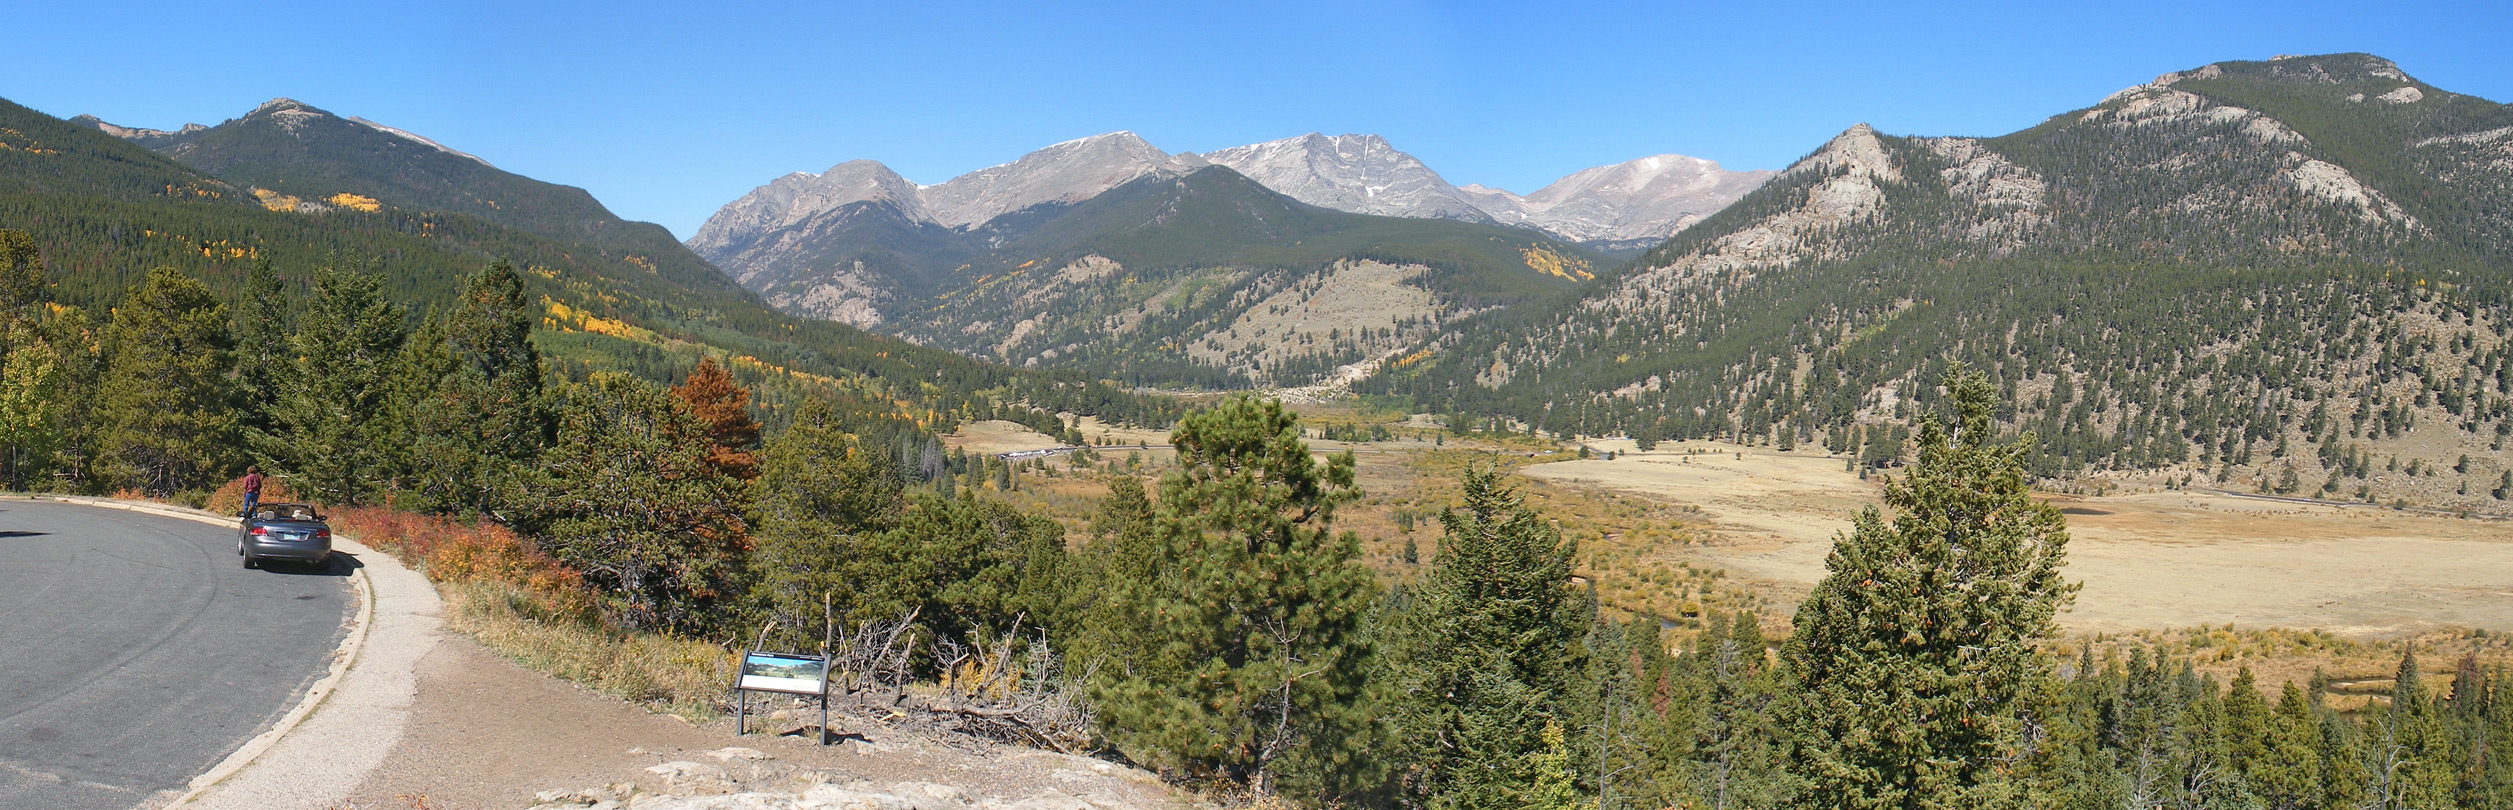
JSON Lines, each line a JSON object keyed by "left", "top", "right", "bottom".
{"left": 0, "top": 500, "right": 352, "bottom": 810}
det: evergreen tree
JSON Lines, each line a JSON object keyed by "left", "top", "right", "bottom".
{"left": 265, "top": 266, "right": 405, "bottom": 506}
{"left": 517, "top": 372, "right": 746, "bottom": 631}
{"left": 855, "top": 492, "right": 1066, "bottom": 650}
{"left": 1070, "top": 475, "right": 1163, "bottom": 676}
{"left": 673, "top": 356, "right": 761, "bottom": 482}
{"left": 1389, "top": 464, "right": 1588, "bottom": 809}
{"left": 98, "top": 267, "right": 235, "bottom": 496}
{"left": 231, "top": 258, "right": 289, "bottom": 439}
{"left": 747, "top": 397, "right": 903, "bottom": 646}
{"left": 1777, "top": 367, "right": 2076, "bottom": 810}
{"left": 1692, "top": 613, "right": 1790, "bottom": 810}
{"left": 1096, "top": 396, "right": 1379, "bottom": 797}
{"left": 399, "top": 260, "right": 548, "bottom": 516}
{"left": 0, "top": 230, "right": 41, "bottom": 323}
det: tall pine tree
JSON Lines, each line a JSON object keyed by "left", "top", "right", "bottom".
{"left": 399, "top": 260, "right": 548, "bottom": 516}
{"left": 672, "top": 356, "right": 761, "bottom": 482}
{"left": 1777, "top": 366, "right": 2075, "bottom": 810}
{"left": 231, "top": 258, "right": 289, "bottom": 440}
{"left": 746, "top": 396, "right": 903, "bottom": 646}
{"left": 265, "top": 265, "right": 405, "bottom": 506}
{"left": 1389, "top": 464, "right": 1588, "bottom": 810}
{"left": 1096, "top": 396, "right": 1380, "bottom": 797}
{"left": 98, "top": 268, "right": 235, "bottom": 496}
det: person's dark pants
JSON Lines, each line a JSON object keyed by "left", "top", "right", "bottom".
{"left": 240, "top": 493, "right": 258, "bottom": 520}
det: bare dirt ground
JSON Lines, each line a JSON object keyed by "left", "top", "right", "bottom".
{"left": 344, "top": 636, "right": 1179, "bottom": 810}
{"left": 1523, "top": 439, "right": 2513, "bottom": 639}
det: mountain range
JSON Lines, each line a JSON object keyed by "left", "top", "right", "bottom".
{"left": 1372, "top": 52, "right": 2513, "bottom": 509}
{"left": 695, "top": 131, "right": 1770, "bottom": 258}
{"left": 685, "top": 131, "right": 1772, "bottom": 336}
{"left": 36, "top": 95, "right": 1171, "bottom": 433}
{"left": 23, "top": 50, "right": 2513, "bottom": 508}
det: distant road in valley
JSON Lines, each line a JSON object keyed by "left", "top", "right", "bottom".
{"left": 0, "top": 499, "right": 352, "bottom": 810}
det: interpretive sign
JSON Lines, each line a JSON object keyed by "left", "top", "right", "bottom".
{"left": 737, "top": 651, "right": 829, "bottom": 696}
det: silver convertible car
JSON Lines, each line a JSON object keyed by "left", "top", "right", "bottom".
{"left": 238, "top": 502, "right": 333, "bottom": 569}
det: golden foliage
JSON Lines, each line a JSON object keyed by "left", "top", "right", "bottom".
{"left": 326, "top": 192, "right": 383, "bottom": 213}
{"left": 1521, "top": 244, "right": 1595, "bottom": 282}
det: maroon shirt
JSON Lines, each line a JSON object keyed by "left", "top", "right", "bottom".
{"left": 242, "top": 472, "right": 263, "bottom": 497}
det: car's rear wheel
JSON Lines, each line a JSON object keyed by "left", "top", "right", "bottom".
{"left": 242, "top": 555, "right": 257, "bottom": 570}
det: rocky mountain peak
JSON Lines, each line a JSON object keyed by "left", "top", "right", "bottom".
{"left": 919, "top": 131, "right": 1204, "bottom": 227}
{"left": 1197, "top": 132, "right": 1491, "bottom": 223}
{"left": 1464, "top": 153, "right": 1777, "bottom": 247}
{"left": 1790, "top": 123, "right": 1903, "bottom": 183}
{"left": 686, "top": 159, "right": 928, "bottom": 257}
{"left": 68, "top": 114, "right": 206, "bottom": 143}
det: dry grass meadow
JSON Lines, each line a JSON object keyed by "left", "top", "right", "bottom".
{"left": 947, "top": 408, "right": 2513, "bottom": 691}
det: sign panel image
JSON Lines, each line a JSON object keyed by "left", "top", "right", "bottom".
{"left": 737, "top": 651, "right": 828, "bottom": 695}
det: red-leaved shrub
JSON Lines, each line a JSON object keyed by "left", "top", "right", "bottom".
{"left": 327, "top": 506, "right": 594, "bottom": 620}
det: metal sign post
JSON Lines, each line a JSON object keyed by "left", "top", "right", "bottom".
{"left": 731, "top": 650, "right": 835, "bottom": 745}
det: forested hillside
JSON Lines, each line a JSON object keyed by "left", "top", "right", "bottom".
{"left": 2, "top": 95, "right": 1175, "bottom": 440}
{"left": 1370, "top": 53, "right": 2513, "bottom": 509}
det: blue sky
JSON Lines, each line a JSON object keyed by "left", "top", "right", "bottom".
{"left": 7, "top": 1, "right": 2507, "bottom": 239}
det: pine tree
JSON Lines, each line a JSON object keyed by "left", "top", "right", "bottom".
{"left": 265, "top": 266, "right": 405, "bottom": 506}
{"left": 98, "top": 267, "right": 235, "bottom": 496}
{"left": 1096, "top": 396, "right": 1380, "bottom": 797}
{"left": 1777, "top": 366, "right": 2076, "bottom": 810}
{"left": 0, "top": 229, "right": 42, "bottom": 324}
{"left": 399, "top": 260, "right": 548, "bottom": 516}
{"left": 516, "top": 372, "right": 746, "bottom": 631}
{"left": 746, "top": 397, "right": 903, "bottom": 646}
{"left": 1390, "top": 464, "right": 1588, "bottom": 809}
{"left": 231, "top": 258, "right": 289, "bottom": 439}
{"left": 1070, "top": 476, "right": 1162, "bottom": 675}
{"left": 673, "top": 356, "right": 761, "bottom": 482}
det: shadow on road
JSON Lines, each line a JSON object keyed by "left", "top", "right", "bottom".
{"left": 260, "top": 550, "right": 365, "bottom": 578}
{"left": 0, "top": 530, "right": 50, "bottom": 537}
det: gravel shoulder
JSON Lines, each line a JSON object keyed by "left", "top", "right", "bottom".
{"left": 347, "top": 636, "right": 1185, "bottom": 810}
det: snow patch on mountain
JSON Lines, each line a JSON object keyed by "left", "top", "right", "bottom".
{"left": 349, "top": 116, "right": 496, "bottom": 168}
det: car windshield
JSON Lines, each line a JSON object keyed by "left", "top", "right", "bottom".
{"left": 255, "top": 505, "right": 320, "bottom": 521}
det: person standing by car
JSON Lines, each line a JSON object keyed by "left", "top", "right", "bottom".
{"left": 240, "top": 465, "right": 264, "bottom": 521}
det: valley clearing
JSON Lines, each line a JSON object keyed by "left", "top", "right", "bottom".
{"left": 1523, "top": 440, "right": 2513, "bottom": 639}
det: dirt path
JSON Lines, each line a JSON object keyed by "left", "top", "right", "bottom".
{"left": 345, "top": 636, "right": 1179, "bottom": 809}
{"left": 1524, "top": 440, "right": 2513, "bottom": 637}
